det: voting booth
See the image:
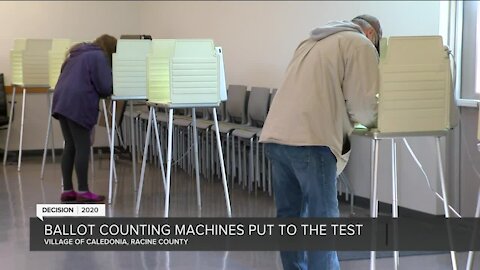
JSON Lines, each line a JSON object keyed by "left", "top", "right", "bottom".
{"left": 48, "top": 39, "right": 72, "bottom": 89}
{"left": 147, "top": 39, "right": 226, "bottom": 106}
{"left": 112, "top": 39, "right": 152, "bottom": 99}
{"left": 134, "top": 38, "right": 232, "bottom": 218}
{"left": 5, "top": 39, "right": 53, "bottom": 171}
{"left": 359, "top": 36, "right": 460, "bottom": 270}
{"left": 107, "top": 37, "right": 153, "bottom": 204}
{"left": 11, "top": 39, "right": 52, "bottom": 86}
{"left": 377, "top": 36, "right": 456, "bottom": 133}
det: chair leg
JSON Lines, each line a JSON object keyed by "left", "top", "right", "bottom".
{"left": 237, "top": 137, "right": 242, "bottom": 187}
{"left": 200, "top": 130, "right": 203, "bottom": 177}
{"left": 179, "top": 128, "right": 183, "bottom": 169}
{"left": 262, "top": 143, "right": 266, "bottom": 192}
{"left": 226, "top": 132, "right": 230, "bottom": 179}
{"left": 243, "top": 142, "right": 247, "bottom": 191}
{"left": 256, "top": 139, "right": 260, "bottom": 190}
{"left": 150, "top": 122, "right": 155, "bottom": 165}
{"left": 203, "top": 131, "right": 207, "bottom": 177}
{"left": 250, "top": 137, "right": 254, "bottom": 194}
{"left": 187, "top": 126, "right": 191, "bottom": 174}
{"left": 231, "top": 135, "right": 236, "bottom": 181}
{"left": 209, "top": 130, "right": 215, "bottom": 181}
{"left": 135, "top": 117, "right": 139, "bottom": 162}
{"left": 206, "top": 129, "right": 210, "bottom": 178}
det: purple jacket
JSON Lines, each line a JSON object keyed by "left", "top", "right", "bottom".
{"left": 52, "top": 44, "right": 112, "bottom": 131}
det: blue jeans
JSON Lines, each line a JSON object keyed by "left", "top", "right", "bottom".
{"left": 265, "top": 143, "right": 340, "bottom": 270}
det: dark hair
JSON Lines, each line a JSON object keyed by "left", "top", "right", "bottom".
{"left": 64, "top": 34, "right": 117, "bottom": 67}
{"left": 92, "top": 34, "right": 117, "bottom": 67}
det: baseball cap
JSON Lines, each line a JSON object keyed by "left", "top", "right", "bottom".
{"left": 352, "top": 14, "right": 382, "bottom": 52}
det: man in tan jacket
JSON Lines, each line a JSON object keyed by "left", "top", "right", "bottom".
{"left": 259, "top": 15, "right": 382, "bottom": 270}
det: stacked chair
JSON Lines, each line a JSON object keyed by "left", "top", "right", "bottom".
{"left": 231, "top": 87, "right": 270, "bottom": 193}
{"left": 210, "top": 85, "right": 248, "bottom": 184}
{"left": 130, "top": 84, "right": 276, "bottom": 194}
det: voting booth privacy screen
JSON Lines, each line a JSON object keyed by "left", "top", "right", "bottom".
{"left": 112, "top": 39, "right": 152, "bottom": 99}
{"left": 112, "top": 38, "right": 227, "bottom": 105}
{"left": 146, "top": 39, "right": 225, "bottom": 105}
{"left": 49, "top": 39, "right": 72, "bottom": 89}
{"left": 10, "top": 38, "right": 228, "bottom": 105}
{"left": 11, "top": 39, "right": 52, "bottom": 86}
{"left": 377, "top": 36, "right": 457, "bottom": 133}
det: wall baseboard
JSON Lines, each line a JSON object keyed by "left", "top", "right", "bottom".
{"left": 337, "top": 193, "right": 441, "bottom": 218}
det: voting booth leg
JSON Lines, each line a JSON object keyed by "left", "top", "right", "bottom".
{"left": 152, "top": 109, "right": 166, "bottom": 188}
{"left": 102, "top": 99, "right": 117, "bottom": 204}
{"left": 41, "top": 90, "right": 55, "bottom": 179}
{"left": 17, "top": 87, "right": 27, "bottom": 171}
{"left": 135, "top": 106, "right": 154, "bottom": 214}
{"left": 466, "top": 185, "right": 480, "bottom": 270}
{"left": 164, "top": 109, "right": 174, "bottom": 217}
{"left": 213, "top": 108, "right": 232, "bottom": 217}
{"left": 3, "top": 85, "right": 16, "bottom": 166}
{"left": 435, "top": 137, "right": 458, "bottom": 270}
{"left": 48, "top": 90, "right": 56, "bottom": 162}
{"left": 108, "top": 100, "right": 117, "bottom": 205}
{"left": 370, "top": 139, "right": 379, "bottom": 270}
{"left": 391, "top": 139, "right": 399, "bottom": 270}
{"left": 102, "top": 100, "right": 118, "bottom": 190}
{"left": 192, "top": 109, "right": 202, "bottom": 211}
{"left": 129, "top": 102, "right": 137, "bottom": 191}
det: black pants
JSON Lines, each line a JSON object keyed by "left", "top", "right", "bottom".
{"left": 58, "top": 115, "right": 90, "bottom": 191}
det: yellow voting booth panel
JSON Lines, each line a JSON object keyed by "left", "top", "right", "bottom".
{"left": 112, "top": 39, "right": 152, "bottom": 98}
{"left": 48, "top": 39, "right": 72, "bottom": 89}
{"left": 377, "top": 36, "right": 457, "bottom": 133}
{"left": 147, "top": 39, "right": 220, "bottom": 105}
{"left": 11, "top": 39, "right": 52, "bottom": 86}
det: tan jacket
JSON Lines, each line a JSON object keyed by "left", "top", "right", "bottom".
{"left": 260, "top": 22, "right": 379, "bottom": 174}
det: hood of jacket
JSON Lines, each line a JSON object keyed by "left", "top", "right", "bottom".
{"left": 310, "top": 20, "right": 363, "bottom": 41}
{"left": 70, "top": 43, "right": 102, "bottom": 57}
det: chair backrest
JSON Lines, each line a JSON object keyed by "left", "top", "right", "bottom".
{"left": 247, "top": 86, "right": 270, "bottom": 127}
{"left": 195, "top": 108, "right": 209, "bottom": 120}
{"left": 177, "top": 108, "right": 190, "bottom": 116}
{"left": 225, "top": 84, "right": 248, "bottom": 124}
{"left": 97, "top": 100, "right": 126, "bottom": 128}
{"left": 207, "top": 101, "right": 226, "bottom": 121}
{"left": 120, "top": 35, "right": 152, "bottom": 40}
{"left": 0, "top": 74, "right": 8, "bottom": 122}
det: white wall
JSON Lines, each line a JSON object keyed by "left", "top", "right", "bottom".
{"left": 139, "top": 1, "right": 440, "bottom": 89}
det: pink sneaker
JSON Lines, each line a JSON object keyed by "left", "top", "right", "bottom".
{"left": 60, "top": 191, "right": 77, "bottom": 203}
{"left": 76, "top": 191, "right": 105, "bottom": 203}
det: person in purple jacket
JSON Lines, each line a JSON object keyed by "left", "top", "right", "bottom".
{"left": 52, "top": 34, "right": 117, "bottom": 203}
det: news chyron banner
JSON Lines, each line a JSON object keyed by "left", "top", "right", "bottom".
{"left": 31, "top": 204, "right": 480, "bottom": 251}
